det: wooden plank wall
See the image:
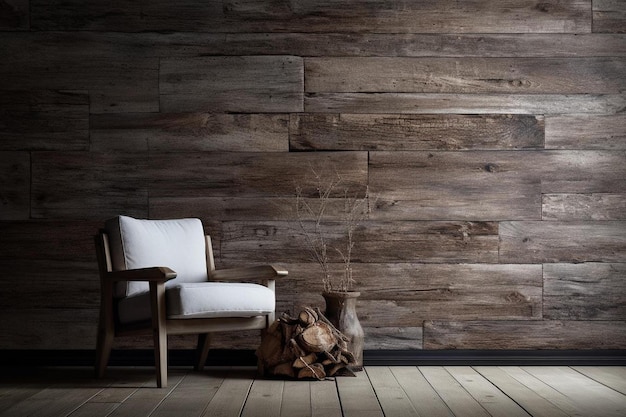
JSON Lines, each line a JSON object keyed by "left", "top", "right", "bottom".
{"left": 0, "top": 0, "right": 625, "bottom": 352}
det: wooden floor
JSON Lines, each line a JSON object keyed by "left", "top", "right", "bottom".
{"left": 1, "top": 366, "right": 625, "bottom": 417}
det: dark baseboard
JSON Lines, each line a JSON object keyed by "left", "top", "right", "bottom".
{"left": 1, "top": 349, "right": 625, "bottom": 368}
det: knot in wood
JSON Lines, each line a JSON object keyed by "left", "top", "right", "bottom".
{"left": 484, "top": 163, "right": 498, "bottom": 173}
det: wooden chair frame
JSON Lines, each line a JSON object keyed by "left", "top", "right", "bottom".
{"left": 94, "top": 230, "right": 287, "bottom": 387}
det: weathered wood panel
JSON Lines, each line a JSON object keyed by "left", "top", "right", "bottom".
{"left": 305, "top": 57, "right": 626, "bottom": 94}
{"left": 159, "top": 56, "right": 303, "bottom": 113}
{"left": 499, "top": 221, "right": 626, "bottom": 263}
{"left": 593, "top": 0, "right": 626, "bottom": 33}
{"left": 220, "top": 221, "right": 499, "bottom": 265}
{"left": 537, "top": 151, "right": 626, "bottom": 193}
{"left": 150, "top": 196, "right": 306, "bottom": 222}
{"left": 364, "top": 327, "right": 423, "bottom": 350}
{"left": 0, "top": 308, "right": 98, "bottom": 349}
{"left": 2, "top": 0, "right": 625, "bottom": 353}
{"left": 4, "top": 32, "right": 624, "bottom": 59}
{"left": 546, "top": 114, "right": 626, "bottom": 150}
{"left": 0, "top": 0, "right": 28, "bottom": 30}
{"left": 90, "top": 113, "right": 289, "bottom": 152}
{"left": 0, "top": 220, "right": 99, "bottom": 261}
{"left": 287, "top": 263, "right": 542, "bottom": 325}
{"left": 215, "top": 33, "right": 626, "bottom": 57}
{"left": 424, "top": 320, "right": 626, "bottom": 349}
{"left": 358, "top": 221, "right": 500, "bottom": 264}
{"left": 369, "top": 151, "right": 542, "bottom": 221}
{"left": 290, "top": 114, "right": 544, "bottom": 151}
{"left": 31, "top": 152, "right": 149, "bottom": 220}
{"left": 30, "top": 0, "right": 592, "bottom": 33}
{"left": 0, "top": 152, "right": 30, "bottom": 220}
{"left": 305, "top": 93, "right": 626, "bottom": 115}
{"left": 543, "top": 194, "right": 626, "bottom": 220}
{"left": 544, "top": 263, "right": 626, "bottom": 320}
{"left": 0, "top": 51, "right": 159, "bottom": 114}
{"left": 0, "top": 260, "right": 99, "bottom": 310}
{"left": 148, "top": 151, "right": 368, "bottom": 198}
{"left": 0, "top": 90, "right": 89, "bottom": 151}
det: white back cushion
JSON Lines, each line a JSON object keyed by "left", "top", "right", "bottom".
{"left": 106, "top": 216, "right": 208, "bottom": 298}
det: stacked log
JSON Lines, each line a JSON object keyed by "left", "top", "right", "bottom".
{"left": 256, "top": 307, "right": 357, "bottom": 380}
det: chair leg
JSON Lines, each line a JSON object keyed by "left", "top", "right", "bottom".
{"left": 150, "top": 282, "right": 168, "bottom": 388}
{"left": 196, "top": 333, "right": 211, "bottom": 371}
{"left": 95, "top": 320, "right": 114, "bottom": 378}
{"left": 154, "top": 325, "right": 167, "bottom": 388}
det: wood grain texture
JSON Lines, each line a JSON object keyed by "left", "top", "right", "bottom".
{"left": 499, "top": 221, "right": 626, "bottom": 263}
{"left": 29, "top": 0, "right": 592, "bottom": 33}
{"left": 424, "top": 320, "right": 626, "bottom": 349}
{"left": 5, "top": 32, "right": 624, "bottom": 59}
{"left": 204, "top": 33, "right": 626, "bottom": 57}
{"left": 0, "top": 220, "right": 99, "bottom": 261}
{"left": 290, "top": 114, "right": 544, "bottom": 151}
{"left": 31, "top": 152, "right": 149, "bottom": 220}
{"left": 0, "top": 0, "right": 28, "bottom": 30}
{"left": 0, "top": 260, "right": 98, "bottom": 310}
{"left": 305, "top": 92, "right": 626, "bottom": 115}
{"left": 0, "top": 41, "right": 159, "bottom": 113}
{"left": 90, "top": 113, "right": 289, "bottom": 152}
{"left": 2, "top": 0, "right": 625, "bottom": 352}
{"left": 288, "top": 263, "right": 541, "bottom": 325}
{"left": 543, "top": 194, "right": 626, "bottom": 220}
{"left": 544, "top": 263, "right": 626, "bottom": 320}
{"left": 0, "top": 90, "right": 89, "bottom": 151}
{"left": 220, "top": 221, "right": 499, "bottom": 265}
{"left": 305, "top": 57, "right": 626, "bottom": 94}
{"left": 148, "top": 151, "right": 367, "bottom": 198}
{"left": 0, "top": 152, "right": 30, "bottom": 220}
{"left": 536, "top": 151, "right": 626, "bottom": 193}
{"left": 364, "top": 327, "right": 423, "bottom": 350}
{"left": 369, "top": 151, "right": 542, "bottom": 221}
{"left": 159, "top": 56, "right": 303, "bottom": 113}
{"left": 545, "top": 114, "right": 626, "bottom": 150}
{"left": 593, "top": 0, "right": 626, "bottom": 33}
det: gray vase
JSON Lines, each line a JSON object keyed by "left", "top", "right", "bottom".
{"left": 322, "top": 291, "right": 364, "bottom": 370}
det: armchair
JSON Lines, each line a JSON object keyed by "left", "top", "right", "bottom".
{"left": 94, "top": 215, "right": 287, "bottom": 387}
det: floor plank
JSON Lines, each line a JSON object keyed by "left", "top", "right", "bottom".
{"left": 310, "top": 378, "right": 342, "bottom": 417}
{"left": 335, "top": 369, "right": 384, "bottom": 417}
{"left": 391, "top": 366, "right": 454, "bottom": 417}
{"left": 201, "top": 369, "right": 255, "bottom": 417}
{"left": 106, "top": 372, "right": 186, "bottom": 417}
{"left": 366, "top": 366, "right": 420, "bottom": 417}
{"left": 0, "top": 385, "right": 103, "bottom": 417}
{"left": 151, "top": 372, "right": 223, "bottom": 417}
{"left": 419, "top": 366, "right": 491, "bottom": 417}
{"left": 523, "top": 366, "right": 626, "bottom": 417}
{"left": 240, "top": 378, "right": 284, "bottom": 417}
{"left": 573, "top": 366, "right": 626, "bottom": 395}
{"left": 497, "top": 366, "right": 588, "bottom": 417}
{"left": 474, "top": 366, "right": 570, "bottom": 417}
{"left": 1, "top": 366, "right": 625, "bottom": 417}
{"left": 281, "top": 380, "right": 312, "bottom": 417}
{"left": 445, "top": 366, "right": 531, "bottom": 417}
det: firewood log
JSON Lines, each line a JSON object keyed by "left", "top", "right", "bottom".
{"left": 298, "top": 307, "right": 318, "bottom": 326}
{"left": 297, "top": 322, "right": 336, "bottom": 353}
{"left": 297, "top": 363, "right": 326, "bottom": 380}
{"left": 293, "top": 352, "right": 318, "bottom": 369}
{"left": 257, "top": 307, "right": 359, "bottom": 379}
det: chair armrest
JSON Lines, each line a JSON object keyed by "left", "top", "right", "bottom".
{"left": 211, "top": 265, "right": 288, "bottom": 282}
{"left": 105, "top": 267, "right": 177, "bottom": 283}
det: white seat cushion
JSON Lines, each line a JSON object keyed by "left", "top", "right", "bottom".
{"left": 117, "top": 282, "right": 275, "bottom": 324}
{"left": 105, "top": 216, "right": 208, "bottom": 298}
{"left": 167, "top": 282, "right": 275, "bottom": 319}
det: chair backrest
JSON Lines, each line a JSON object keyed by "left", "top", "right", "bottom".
{"left": 105, "top": 215, "right": 208, "bottom": 298}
